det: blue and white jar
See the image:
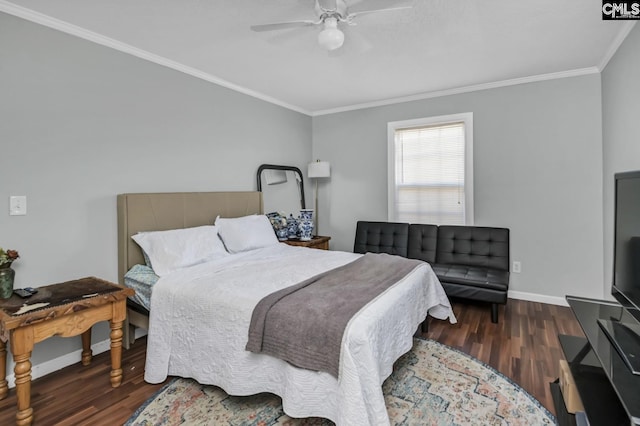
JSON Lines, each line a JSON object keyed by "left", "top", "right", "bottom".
{"left": 299, "top": 209, "right": 314, "bottom": 222}
{"left": 276, "top": 227, "right": 289, "bottom": 241}
{"left": 287, "top": 214, "right": 299, "bottom": 239}
{"left": 298, "top": 219, "right": 314, "bottom": 241}
{"left": 298, "top": 209, "right": 314, "bottom": 241}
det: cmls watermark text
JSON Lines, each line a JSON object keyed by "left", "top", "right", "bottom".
{"left": 602, "top": 1, "right": 640, "bottom": 19}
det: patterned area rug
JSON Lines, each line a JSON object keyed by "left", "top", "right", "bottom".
{"left": 126, "top": 338, "right": 555, "bottom": 425}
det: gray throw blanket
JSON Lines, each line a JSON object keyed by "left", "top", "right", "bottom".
{"left": 245, "top": 252, "right": 425, "bottom": 377}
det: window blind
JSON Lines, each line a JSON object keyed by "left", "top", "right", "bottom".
{"left": 393, "top": 121, "right": 467, "bottom": 225}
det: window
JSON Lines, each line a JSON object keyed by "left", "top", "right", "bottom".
{"left": 388, "top": 113, "right": 473, "bottom": 225}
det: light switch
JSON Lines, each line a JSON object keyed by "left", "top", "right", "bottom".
{"left": 9, "top": 196, "right": 27, "bottom": 216}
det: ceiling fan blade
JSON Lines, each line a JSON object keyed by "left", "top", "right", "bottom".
{"left": 250, "top": 20, "right": 319, "bottom": 32}
{"left": 348, "top": 0, "right": 412, "bottom": 11}
{"left": 318, "top": 0, "right": 339, "bottom": 11}
{"left": 347, "top": 5, "right": 413, "bottom": 20}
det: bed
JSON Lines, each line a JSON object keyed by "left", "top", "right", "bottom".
{"left": 117, "top": 191, "right": 455, "bottom": 425}
{"left": 117, "top": 192, "right": 267, "bottom": 336}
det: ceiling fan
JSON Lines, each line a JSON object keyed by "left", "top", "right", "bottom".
{"left": 250, "top": 0, "right": 413, "bottom": 51}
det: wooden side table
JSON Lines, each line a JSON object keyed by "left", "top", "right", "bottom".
{"left": 0, "top": 277, "right": 134, "bottom": 426}
{"left": 283, "top": 235, "right": 331, "bottom": 250}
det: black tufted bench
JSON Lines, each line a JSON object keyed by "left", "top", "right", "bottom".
{"left": 352, "top": 221, "right": 410, "bottom": 256}
{"left": 354, "top": 221, "right": 510, "bottom": 323}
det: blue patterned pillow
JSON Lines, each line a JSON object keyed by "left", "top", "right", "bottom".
{"left": 124, "top": 264, "right": 159, "bottom": 310}
{"left": 142, "top": 251, "right": 153, "bottom": 268}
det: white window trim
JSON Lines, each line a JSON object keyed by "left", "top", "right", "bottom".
{"left": 387, "top": 112, "right": 474, "bottom": 225}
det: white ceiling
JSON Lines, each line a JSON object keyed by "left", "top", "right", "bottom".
{"left": 1, "top": 0, "right": 635, "bottom": 115}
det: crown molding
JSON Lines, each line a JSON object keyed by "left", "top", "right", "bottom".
{"left": 312, "top": 67, "right": 601, "bottom": 116}
{"left": 2, "top": 1, "right": 634, "bottom": 117}
{"left": 598, "top": 21, "right": 637, "bottom": 72}
{"left": 0, "top": 1, "right": 312, "bottom": 116}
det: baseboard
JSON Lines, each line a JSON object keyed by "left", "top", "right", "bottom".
{"left": 6, "top": 328, "right": 148, "bottom": 389}
{"left": 5, "top": 338, "right": 110, "bottom": 389}
{"left": 508, "top": 290, "right": 569, "bottom": 307}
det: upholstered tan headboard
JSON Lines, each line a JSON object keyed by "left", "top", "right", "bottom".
{"left": 117, "top": 192, "right": 263, "bottom": 285}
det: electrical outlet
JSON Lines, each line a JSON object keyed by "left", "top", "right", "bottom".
{"left": 512, "top": 261, "right": 521, "bottom": 274}
{"left": 9, "top": 195, "right": 27, "bottom": 216}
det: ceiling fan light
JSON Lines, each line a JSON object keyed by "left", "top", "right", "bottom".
{"left": 318, "top": 18, "right": 344, "bottom": 51}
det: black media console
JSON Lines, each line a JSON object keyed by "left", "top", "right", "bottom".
{"left": 553, "top": 296, "right": 640, "bottom": 426}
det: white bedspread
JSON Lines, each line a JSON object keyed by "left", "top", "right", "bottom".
{"left": 144, "top": 244, "right": 456, "bottom": 425}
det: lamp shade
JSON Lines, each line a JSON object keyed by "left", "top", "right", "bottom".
{"left": 308, "top": 161, "right": 331, "bottom": 178}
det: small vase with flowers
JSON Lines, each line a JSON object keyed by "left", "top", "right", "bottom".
{"left": 0, "top": 248, "right": 19, "bottom": 299}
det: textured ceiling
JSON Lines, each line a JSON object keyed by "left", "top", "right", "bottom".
{"left": 1, "top": 0, "right": 635, "bottom": 115}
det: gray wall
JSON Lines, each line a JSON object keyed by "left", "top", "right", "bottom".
{"left": 602, "top": 24, "right": 640, "bottom": 295}
{"left": 312, "top": 75, "right": 605, "bottom": 301}
{"left": 0, "top": 12, "right": 311, "bottom": 366}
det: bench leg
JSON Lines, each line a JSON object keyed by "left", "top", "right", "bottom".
{"left": 491, "top": 303, "right": 499, "bottom": 323}
{"left": 123, "top": 315, "right": 131, "bottom": 350}
{"left": 421, "top": 318, "right": 429, "bottom": 333}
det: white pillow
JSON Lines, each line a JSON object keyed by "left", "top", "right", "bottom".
{"left": 215, "top": 214, "right": 279, "bottom": 253}
{"left": 131, "top": 225, "right": 228, "bottom": 277}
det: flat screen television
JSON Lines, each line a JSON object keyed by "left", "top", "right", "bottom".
{"left": 599, "top": 170, "right": 640, "bottom": 375}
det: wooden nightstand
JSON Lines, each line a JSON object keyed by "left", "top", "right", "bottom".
{"left": 283, "top": 236, "right": 331, "bottom": 250}
{"left": 0, "top": 277, "right": 134, "bottom": 425}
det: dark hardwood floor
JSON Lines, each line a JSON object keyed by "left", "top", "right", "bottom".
{"left": 0, "top": 298, "right": 584, "bottom": 425}
{"left": 426, "top": 298, "right": 584, "bottom": 417}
